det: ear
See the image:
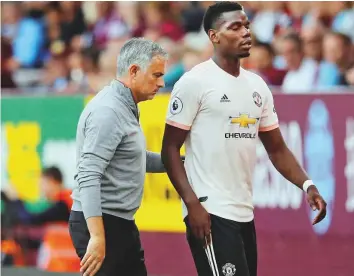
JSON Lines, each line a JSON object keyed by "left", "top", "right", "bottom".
{"left": 209, "top": 29, "right": 220, "bottom": 44}
{"left": 128, "top": 64, "right": 140, "bottom": 78}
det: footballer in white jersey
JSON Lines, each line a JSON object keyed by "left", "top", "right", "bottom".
{"left": 161, "top": 2, "right": 327, "bottom": 276}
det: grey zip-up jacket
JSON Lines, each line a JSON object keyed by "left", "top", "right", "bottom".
{"left": 71, "top": 80, "right": 165, "bottom": 220}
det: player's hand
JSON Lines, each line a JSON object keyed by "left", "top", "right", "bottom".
{"left": 80, "top": 235, "right": 105, "bottom": 276}
{"left": 306, "top": 185, "right": 327, "bottom": 225}
{"left": 187, "top": 200, "right": 211, "bottom": 247}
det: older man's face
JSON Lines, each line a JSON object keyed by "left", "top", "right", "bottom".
{"left": 135, "top": 55, "right": 166, "bottom": 101}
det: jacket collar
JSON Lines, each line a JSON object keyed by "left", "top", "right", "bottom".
{"left": 111, "top": 79, "right": 139, "bottom": 120}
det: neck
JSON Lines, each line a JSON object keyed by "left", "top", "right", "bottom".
{"left": 116, "top": 77, "right": 139, "bottom": 104}
{"left": 212, "top": 53, "right": 241, "bottom": 77}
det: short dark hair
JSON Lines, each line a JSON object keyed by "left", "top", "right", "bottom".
{"left": 42, "top": 166, "right": 63, "bottom": 183}
{"left": 282, "top": 32, "right": 303, "bottom": 52}
{"left": 203, "top": 1, "right": 244, "bottom": 34}
{"left": 81, "top": 47, "right": 101, "bottom": 68}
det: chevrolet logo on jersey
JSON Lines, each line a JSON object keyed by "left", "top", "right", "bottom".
{"left": 229, "top": 113, "right": 259, "bottom": 128}
{"left": 226, "top": 113, "right": 259, "bottom": 139}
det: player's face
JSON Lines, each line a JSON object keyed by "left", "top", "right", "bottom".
{"left": 211, "top": 10, "right": 252, "bottom": 59}
{"left": 133, "top": 55, "right": 166, "bottom": 102}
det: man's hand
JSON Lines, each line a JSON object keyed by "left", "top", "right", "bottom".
{"left": 187, "top": 200, "right": 211, "bottom": 247}
{"left": 80, "top": 235, "right": 105, "bottom": 276}
{"left": 306, "top": 186, "right": 327, "bottom": 225}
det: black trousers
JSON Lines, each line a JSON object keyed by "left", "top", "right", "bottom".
{"left": 185, "top": 214, "right": 257, "bottom": 276}
{"left": 69, "top": 211, "right": 147, "bottom": 276}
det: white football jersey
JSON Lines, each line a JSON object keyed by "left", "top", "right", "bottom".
{"left": 166, "top": 59, "right": 279, "bottom": 222}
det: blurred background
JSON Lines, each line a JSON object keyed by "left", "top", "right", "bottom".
{"left": 1, "top": 1, "right": 354, "bottom": 276}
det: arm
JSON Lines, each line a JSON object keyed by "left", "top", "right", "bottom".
{"left": 161, "top": 76, "right": 211, "bottom": 244}
{"left": 161, "top": 124, "right": 210, "bottom": 243}
{"left": 259, "top": 128, "right": 308, "bottom": 190}
{"left": 161, "top": 125, "right": 199, "bottom": 205}
{"left": 162, "top": 75, "right": 201, "bottom": 205}
{"left": 259, "top": 128, "right": 326, "bottom": 224}
{"left": 77, "top": 107, "right": 124, "bottom": 221}
{"left": 257, "top": 77, "right": 308, "bottom": 189}
{"left": 258, "top": 78, "right": 326, "bottom": 225}
{"left": 77, "top": 107, "right": 124, "bottom": 274}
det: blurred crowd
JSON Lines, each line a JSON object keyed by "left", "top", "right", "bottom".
{"left": 1, "top": 1, "right": 354, "bottom": 94}
{"left": 1, "top": 166, "right": 74, "bottom": 267}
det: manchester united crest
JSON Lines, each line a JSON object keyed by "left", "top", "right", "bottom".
{"left": 222, "top": 263, "right": 236, "bottom": 276}
{"left": 252, "top": 91, "right": 262, "bottom": 107}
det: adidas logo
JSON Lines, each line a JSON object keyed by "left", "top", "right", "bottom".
{"left": 220, "top": 94, "right": 230, "bottom": 102}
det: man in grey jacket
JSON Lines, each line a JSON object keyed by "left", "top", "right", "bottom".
{"left": 69, "top": 38, "right": 168, "bottom": 276}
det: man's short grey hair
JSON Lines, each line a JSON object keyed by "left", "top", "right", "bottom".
{"left": 117, "top": 38, "right": 168, "bottom": 77}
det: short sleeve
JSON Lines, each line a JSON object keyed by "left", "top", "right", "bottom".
{"left": 166, "top": 75, "right": 201, "bottom": 130}
{"left": 259, "top": 81, "right": 279, "bottom": 132}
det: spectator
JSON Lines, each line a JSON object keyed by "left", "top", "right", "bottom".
{"left": 323, "top": 31, "right": 354, "bottom": 85}
{"left": 286, "top": 2, "right": 310, "bottom": 33}
{"left": 158, "top": 38, "right": 184, "bottom": 88}
{"left": 280, "top": 32, "right": 318, "bottom": 93}
{"left": 159, "top": 37, "right": 183, "bottom": 69}
{"left": 139, "top": 2, "right": 185, "bottom": 41}
{"left": 93, "top": 2, "right": 130, "bottom": 50}
{"left": 116, "top": 2, "right": 140, "bottom": 33}
{"left": 1, "top": 1, "right": 353, "bottom": 92}
{"left": 79, "top": 46, "right": 105, "bottom": 93}
{"left": 3, "top": 167, "right": 72, "bottom": 226}
{"left": 345, "top": 66, "right": 354, "bottom": 85}
{"left": 330, "top": 2, "right": 354, "bottom": 42}
{"left": 164, "top": 47, "right": 201, "bottom": 88}
{"left": 251, "top": 1, "right": 291, "bottom": 43}
{"left": 180, "top": 2, "right": 205, "bottom": 33}
{"left": 301, "top": 25, "right": 341, "bottom": 88}
{"left": 1, "top": 38, "right": 17, "bottom": 89}
{"left": 59, "top": 2, "right": 86, "bottom": 45}
{"left": 248, "top": 42, "right": 287, "bottom": 86}
{"left": 179, "top": 2, "right": 210, "bottom": 53}
{"left": 302, "top": 2, "right": 332, "bottom": 29}
{"left": 44, "top": 5, "right": 65, "bottom": 60}
{"left": 41, "top": 56, "right": 70, "bottom": 93}
{"left": 1, "top": 2, "right": 45, "bottom": 68}
{"left": 67, "top": 52, "right": 85, "bottom": 86}
{"left": 301, "top": 24, "right": 325, "bottom": 62}
{"left": 81, "top": 47, "right": 100, "bottom": 75}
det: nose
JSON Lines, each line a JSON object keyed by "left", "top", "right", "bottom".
{"left": 242, "top": 27, "right": 251, "bottom": 38}
{"left": 157, "top": 77, "right": 165, "bottom": 88}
